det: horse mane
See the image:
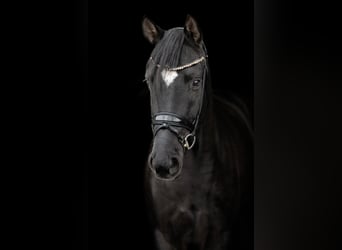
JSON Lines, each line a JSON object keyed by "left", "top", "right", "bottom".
{"left": 213, "top": 93, "right": 253, "bottom": 139}
{"left": 211, "top": 92, "right": 253, "bottom": 211}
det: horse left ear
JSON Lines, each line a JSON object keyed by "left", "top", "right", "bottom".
{"left": 142, "top": 17, "right": 164, "bottom": 44}
{"left": 184, "top": 15, "right": 202, "bottom": 45}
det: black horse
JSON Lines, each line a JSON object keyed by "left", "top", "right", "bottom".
{"left": 142, "top": 15, "right": 253, "bottom": 250}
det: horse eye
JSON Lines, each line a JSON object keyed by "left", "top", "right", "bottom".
{"left": 192, "top": 79, "right": 201, "bottom": 88}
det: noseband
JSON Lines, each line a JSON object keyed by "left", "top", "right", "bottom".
{"left": 152, "top": 112, "right": 198, "bottom": 150}
{"left": 150, "top": 55, "right": 207, "bottom": 151}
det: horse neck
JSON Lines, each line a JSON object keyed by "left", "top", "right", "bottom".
{"left": 196, "top": 75, "right": 215, "bottom": 154}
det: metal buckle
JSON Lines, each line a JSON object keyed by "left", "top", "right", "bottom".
{"left": 183, "top": 133, "right": 196, "bottom": 150}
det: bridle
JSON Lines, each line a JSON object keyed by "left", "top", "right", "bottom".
{"left": 149, "top": 53, "right": 208, "bottom": 151}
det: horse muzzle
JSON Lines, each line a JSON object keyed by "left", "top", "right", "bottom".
{"left": 149, "top": 130, "right": 184, "bottom": 180}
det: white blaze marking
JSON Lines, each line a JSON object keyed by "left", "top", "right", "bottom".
{"left": 161, "top": 69, "right": 178, "bottom": 87}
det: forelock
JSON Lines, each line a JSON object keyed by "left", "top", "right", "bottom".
{"left": 150, "top": 28, "right": 185, "bottom": 68}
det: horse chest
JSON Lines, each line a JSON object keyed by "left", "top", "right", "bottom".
{"left": 151, "top": 165, "right": 216, "bottom": 226}
{"left": 149, "top": 167, "right": 231, "bottom": 248}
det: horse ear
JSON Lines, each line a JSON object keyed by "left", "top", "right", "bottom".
{"left": 184, "top": 15, "right": 202, "bottom": 45}
{"left": 142, "top": 17, "right": 164, "bottom": 44}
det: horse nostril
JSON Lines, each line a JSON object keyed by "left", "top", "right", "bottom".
{"left": 155, "top": 165, "right": 170, "bottom": 177}
{"left": 169, "top": 157, "right": 180, "bottom": 175}
{"left": 151, "top": 156, "right": 181, "bottom": 179}
{"left": 169, "top": 166, "right": 178, "bottom": 175}
{"left": 171, "top": 157, "right": 179, "bottom": 167}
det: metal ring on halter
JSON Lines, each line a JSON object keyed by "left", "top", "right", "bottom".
{"left": 183, "top": 133, "right": 196, "bottom": 150}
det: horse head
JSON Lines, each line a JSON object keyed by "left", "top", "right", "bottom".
{"left": 142, "top": 15, "right": 208, "bottom": 180}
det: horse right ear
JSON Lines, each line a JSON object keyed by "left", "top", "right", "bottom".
{"left": 142, "top": 17, "right": 164, "bottom": 44}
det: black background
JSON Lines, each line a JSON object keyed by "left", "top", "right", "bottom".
{"left": 255, "top": 2, "right": 342, "bottom": 250}
{"left": 8, "top": 1, "right": 342, "bottom": 249}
